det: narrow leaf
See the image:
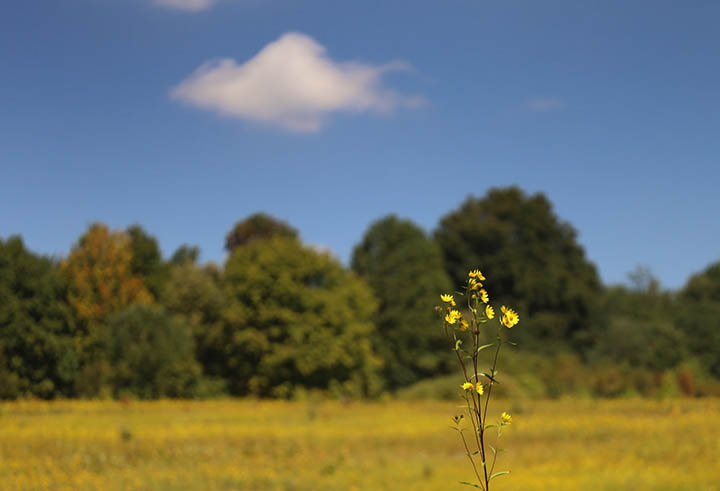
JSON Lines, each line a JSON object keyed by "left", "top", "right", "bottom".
{"left": 458, "top": 481, "right": 484, "bottom": 489}
{"left": 490, "top": 471, "right": 510, "bottom": 480}
{"left": 477, "top": 343, "right": 494, "bottom": 352}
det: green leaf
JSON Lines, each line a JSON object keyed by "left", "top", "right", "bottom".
{"left": 485, "top": 424, "right": 497, "bottom": 430}
{"left": 458, "top": 482, "right": 484, "bottom": 489}
{"left": 481, "top": 372, "right": 500, "bottom": 384}
{"left": 455, "top": 339, "right": 463, "bottom": 350}
{"left": 490, "top": 471, "right": 510, "bottom": 480}
{"left": 477, "top": 343, "right": 494, "bottom": 352}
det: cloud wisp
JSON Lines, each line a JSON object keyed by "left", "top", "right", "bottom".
{"left": 170, "top": 32, "right": 423, "bottom": 132}
{"left": 154, "top": 0, "right": 217, "bottom": 12}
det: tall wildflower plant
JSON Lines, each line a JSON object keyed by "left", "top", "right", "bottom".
{"left": 438, "top": 269, "right": 520, "bottom": 490}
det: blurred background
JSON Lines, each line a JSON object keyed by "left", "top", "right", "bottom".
{"left": 2, "top": 1, "right": 720, "bottom": 489}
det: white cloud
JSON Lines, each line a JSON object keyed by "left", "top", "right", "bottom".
{"left": 170, "top": 32, "right": 423, "bottom": 132}
{"left": 528, "top": 97, "right": 566, "bottom": 112}
{"left": 154, "top": 0, "right": 217, "bottom": 12}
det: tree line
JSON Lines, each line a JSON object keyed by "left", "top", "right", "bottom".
{"left": 2, "top": 186, "right": 719, "bottom": 399}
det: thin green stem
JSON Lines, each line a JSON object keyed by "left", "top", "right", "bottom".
{"left": 459, "top": 430, "right": 485, "bottom": 490}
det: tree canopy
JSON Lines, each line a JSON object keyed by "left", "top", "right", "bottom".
{"left": 222, "top": 236, "right": 382, "bottom": 397}
{"left": 103, "top": 304, "right": 201, "bottom": 398}
{"left": 225, "top": 213, "right": 298, "bottom": 252}
{"left": 677, "top": 262, "right": 720, "bottom": 377}
{"left": 434, "top": 187, "right": 601, "bottom": 349}
{"left": 352, "top": 215, "right": 453, "bottom": 388}
{"left": 0, "top": 237, "right": 78, "bottom": 399}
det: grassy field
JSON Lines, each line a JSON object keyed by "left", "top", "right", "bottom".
{"left": 1, "top": 398, "right": 719, "bottom": 490}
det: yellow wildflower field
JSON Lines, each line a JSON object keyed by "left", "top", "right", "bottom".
{"left": 1, "top": 398, "right": 719, "bottom": 490}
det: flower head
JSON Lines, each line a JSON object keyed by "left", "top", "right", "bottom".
{"left": 501, "top": 411, "right": 512, "bottom": 425}
{"left": 459, "top": 319, "right": 469, "bottom": 331}
{"left": 468, "top": 278, "right": 482, "bottom": 290}
{"left": 501, "top": 306, "right": 519, "bottom": 328}
{"left": 440, "top": 294, "right": 456, "bottom": 306}
{"left": 445, "top": 310, "right": 462, "bottom": 325}
{"left": 476, "top": 383, "right": 484, "bottom": 395}
{"left": 462, "top": 382, "right": 473, "bottom": 390}
{"left": 479, "top": 289, "right": 489, "bottom": 304}
{"left": 468, "top": 269, "right": 486, "bottom": 281}
{"left": 485, "top": 305, "right": 495, "bottom": 319}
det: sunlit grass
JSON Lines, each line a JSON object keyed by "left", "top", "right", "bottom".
{"left": 1, "top": 398, "right": 719, "bottom": 490}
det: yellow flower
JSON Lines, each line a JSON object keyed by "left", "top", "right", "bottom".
{"left": 440, "top": 294, "right": 456, "bottom": 306}
{"left": 468, "top": 269, "right": 486, "bottom": 281}
{"left": 462, "top": 382, "right": 473, "bottom": 390}
{"left": 501, "top": 307, "right": 519, "bottom": 328}
{"left": 468, "top": 278, "right": 482, "bottom": 290}
{"left": 479, "top": 289, "right": 489, "bottom": 303}
{"left": 445, "top": 310, "right": 462, "bottom": 325}
{"left": 501, "top": 411, "right": 512, "bottom": 425}
{"left": 476, "top": 383, "right": 484, "bottom": 395}
{"left": 459, "top": 320, "right": 469, "bottom": 331}
{"left": 485, "top": 305, "right": 495, "bottom": 319}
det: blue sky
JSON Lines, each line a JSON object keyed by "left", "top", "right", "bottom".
{"left": 1, "top": 0, "right": 719, "bottom": 289}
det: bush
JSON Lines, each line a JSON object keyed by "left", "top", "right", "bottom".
{"left": 103, "top": 305, "right": 201, "bottom": 398}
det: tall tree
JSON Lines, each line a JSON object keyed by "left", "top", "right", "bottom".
{"left": 352, "top": 215, "right": 453, "bottom": 388}
{"left": 434, "top": 187, "right": 601, "bottom": 349}
{"left": 0, "top": 236, "right": 79, "bottom": 399}
{"left": 60, "top": 223, "right": 153, "bottom": 395}
{"left": 225, "top": 212, "right": 298, "bottom": 252}
{"left": 677, "top": 262, "right": 720, "bottom": 377}
{"left": 126, "top": 224, "right": 169, "bottom": 298}
{"left": 222, "top": 236, "right": 382, "bottom": 397}
{"left": 160, "top": 261, "right": 227, "bottom": 379}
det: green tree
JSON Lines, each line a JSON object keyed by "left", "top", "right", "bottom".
{"left": 103, "top": 304, "right": 201, "bottom": 398}
{"left": 352, "top": 215, "right": 453, "bottom": 388}
{"left": 222, "top": 236, "right": 382, "bottom": 397}
{"left": 160, "top": 261, "right": 227, "bottom": 380}
{"left": 434, "top": 187, "right": 601, "bottom": 350}
{"left": 589, "top": 268, "right": 685, "bottom": 371}
{"left": 170, "top": 244, "right": 200, "bottom": 265}
{"left": 0, "top": 236, "right": 79, "bottom": 399}
{"left": 127, "top": 224, "right": 169, "bottom": 298}
{"left": 677, "top": 262, "right": 720, "bottom": 377}
{"left": 225, "top": 212, "right": 298, "bottom": 252}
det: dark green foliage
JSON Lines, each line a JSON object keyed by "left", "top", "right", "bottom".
{"left": 127, "top": 224, "right": 169, "bottom": 298}
{"left": 225, "top": 212, "right": 298, "bottom": 252}
{"left": 103, "top": 304, "right": 201, "bottom": 398}
{"left": 435, "top": 187, "right": 601, "bottom": 350}
{"left": 677, "top": 262, "right": 720, "bottom": 377}
{"left": 170, "top": 244, "right": 200, "bottom": 265}
{"left": 0, "top": 236, "right": 79, "bottom": 399}
{"left": 160, "top": 262, "right": 227, "bottom": 380}
{"left": 588, "top": 268, "right": 686, "bottom": 371}
{"left": 352, "top": 215, "right": 453, "bottom": 388}
{"left": 222, "top": 236, "right": 382, "bottom": 397}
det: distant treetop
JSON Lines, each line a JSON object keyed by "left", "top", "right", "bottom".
{"left": 225, "top": 212, "right": 298, "bottom": 252}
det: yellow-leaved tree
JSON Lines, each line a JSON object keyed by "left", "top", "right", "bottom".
{"left": 61, "top": 223, "right": 153, "bottom": 395}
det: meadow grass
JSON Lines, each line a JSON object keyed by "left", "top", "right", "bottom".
{"left": 1, "top": 398, "right": 719, "bottom": 490}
